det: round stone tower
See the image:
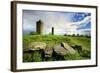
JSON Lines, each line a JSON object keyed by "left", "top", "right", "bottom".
{"left": 36, "top": 19, "right": 44, "bottom": 34}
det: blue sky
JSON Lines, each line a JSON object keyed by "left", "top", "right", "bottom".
{"left": 22, "top": 10, "right": 91, "bottom": 35}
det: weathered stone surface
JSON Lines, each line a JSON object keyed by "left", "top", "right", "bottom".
{"left": 44, "top": 46, "right": 53, "bottom": 57}
{"left": 53, "top": 45, "right": 68, "bottom": 56}
{"left": 26, "top": 42, "right": 76, "bottom": 59}
{"left": 61, "top": 42, "right": 76, "bottom": 54}
{"left": 28, "top": 42, "right": 46, "bottom": 51}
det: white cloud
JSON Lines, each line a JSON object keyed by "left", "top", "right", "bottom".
{"left": 63, "top": 16, "right": 91, "bottom": 35}
{"left": 71, "top": 16, "right": 91, "bottom": 26}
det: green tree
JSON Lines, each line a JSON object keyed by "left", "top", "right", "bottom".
{"left": 29, "top": 32, "right": 37, "bottom": 35}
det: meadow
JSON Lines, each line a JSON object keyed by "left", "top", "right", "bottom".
{"left": 23, "top": 34, "right": 91, "bottom": 62}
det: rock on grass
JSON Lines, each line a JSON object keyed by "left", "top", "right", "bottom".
{"left": 28, "top": 42, "right": 46, "bottom": 51}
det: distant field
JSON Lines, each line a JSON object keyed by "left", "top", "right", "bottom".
{"left": 23, "top": 34, "right": 91, "bottom": 62}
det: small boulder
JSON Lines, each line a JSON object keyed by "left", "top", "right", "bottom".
{"left": 28, "top": 42, "right": 46, "bottom": 51}
{"left": 44, "top": 46, "right": 53, "bottom": 57}
{"left": 53, "top": 45, "right": 68, "bottom": 56}
{"left": 61, "top": 42, "right": 76, "bottom": 54}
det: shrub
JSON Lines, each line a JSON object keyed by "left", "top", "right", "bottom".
{"left": 29, "top": 32, "right": 37, "bottom": 35}
{"left": 64, "top": 34, "right": 67, "bottom": 36}
{"left": 77, "top": 34, "right": 79, "bottom": 36}
{"left": 72, "top": 34, "right": 75, "bottom": 37}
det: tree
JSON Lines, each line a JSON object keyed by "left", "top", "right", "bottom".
{"left": 29, "top": 32, "right": 37, "bottom": 35}
{"left": 77, "top": 34, "right": 79, "bottom": 36}
{"left": 72, "top": 34, "right": 75, "bottom": 37}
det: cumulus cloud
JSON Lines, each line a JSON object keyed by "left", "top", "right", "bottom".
{"left": 65, "top": 16, "right": 91, "bottom": 35}
{"left": 70, "top": 16, "right": 91, "bottom": 27}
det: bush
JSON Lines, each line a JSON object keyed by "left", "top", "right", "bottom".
{"left": 64, "top": 34, "right": 67, "bottom": 36}
{"left": 72, "top": 34, "right": 75, "bottom": 37}
{"left": 77, "top": 34, "right": 79, "bottom": 36}
{"left": 29, "top": 32, "right": 37, "bottom": 35}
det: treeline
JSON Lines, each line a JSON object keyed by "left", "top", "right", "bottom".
{"left": 29, "top": 32, "right": 91, "bottom": 38}
{"left": 64, "top": 34, "right": 91, "bottom": 38}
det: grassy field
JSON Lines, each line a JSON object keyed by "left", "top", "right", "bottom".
{"left": 23, "top": 34, "right": 91, "bottom": 62}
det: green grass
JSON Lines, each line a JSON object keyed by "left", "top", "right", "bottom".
{"left": 67, "top": 36, "right": 91, "bottom": 51}
{"left": 23, "top": 34, "right": 91, "bottom": 62}
{"left": 23, "top": 34, "right": 70, "bottom": 50}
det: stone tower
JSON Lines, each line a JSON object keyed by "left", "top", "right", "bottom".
{"left": 52, "top": 27, "right": 54, "bottom": 35}
{"left": 36, "top": 20, "right": 44, "bottom": 34}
